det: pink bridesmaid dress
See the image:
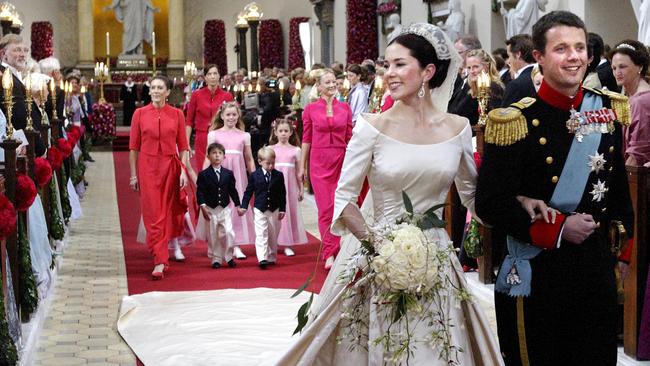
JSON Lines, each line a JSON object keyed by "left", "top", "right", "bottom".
{"left": 270, "top": 144, "right": 308, "bottom": 247}
{"left": 206, "top": 129, "right": 255, "bottom": 246}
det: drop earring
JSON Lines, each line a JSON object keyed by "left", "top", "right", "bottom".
{"left": 418, "top": 82, "right": 426, "bottom": 98}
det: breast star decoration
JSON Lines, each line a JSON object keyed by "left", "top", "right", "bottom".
{"left": 590, "top": 179, "right": 608, "bottom": 202}
{"left": 588, "top": 153, "right": 607, "bottom": 174}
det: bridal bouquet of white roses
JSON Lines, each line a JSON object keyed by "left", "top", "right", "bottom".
{"left": 336, "top": 192, "right": 471, "bottom": 365}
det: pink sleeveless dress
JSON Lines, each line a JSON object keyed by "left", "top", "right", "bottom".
{"left": 206, "top": 129, "right": 255, "bottom": 246}
{"left": 270, "top": 144, "right": 308, "bottom": 246}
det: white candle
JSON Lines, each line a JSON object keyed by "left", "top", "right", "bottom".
{"left": 106, "top": 32, "right": 110, "bottom": 55}
{"left": 152, "top": 32, "right": 156, "bottom": 55}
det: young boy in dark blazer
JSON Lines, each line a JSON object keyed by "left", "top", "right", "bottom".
{"left": 197, "top": 143, "right": 241, "bottom": 269}
{"left": 239, "top": 146, "right": 286, "bottom": 269}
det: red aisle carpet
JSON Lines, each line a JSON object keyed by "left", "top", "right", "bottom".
{"left": 113, "top": 150, "right": 329, "bottom": 296}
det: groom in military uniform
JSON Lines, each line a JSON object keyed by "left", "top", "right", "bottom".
{"left": 476, "top": 11, "right": 634, "bottom": 366}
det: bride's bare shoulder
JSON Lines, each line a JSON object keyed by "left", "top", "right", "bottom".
{"left": 362, "top": 110, "right": 400, "bottom": 133}
{"left": 443, "top": 113, "right": 470, "bottom": 135}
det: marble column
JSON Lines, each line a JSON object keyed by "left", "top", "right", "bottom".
{"left": 77, "top": 0, "right": 94, "bottom": 67}
{"left": 168, "top": 0, "right": 186, "bottom": 68}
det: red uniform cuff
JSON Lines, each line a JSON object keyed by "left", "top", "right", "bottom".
{"left": 618, "top": 238, "right": 634, "bottom": 263}
{"left": 529, "top": 213, "right": 567, "bottom": 250}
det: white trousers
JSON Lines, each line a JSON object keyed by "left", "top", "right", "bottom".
{"left": 205, "top": 206, "right": 234, "bottom": 264}
{"left": 253, "top": 208, "right": 281, "bottom": 263}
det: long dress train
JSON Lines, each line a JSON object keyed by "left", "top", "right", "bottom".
{"left": 276, "top": 115, "right": 504, "bottom": 365}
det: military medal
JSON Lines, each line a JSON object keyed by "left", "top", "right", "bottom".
{"left": 590, "top": 179, "right": 608, "bottom": 202}
{"left": 566, "top": 107, "right": 618, "bottom": 142}
{"left": 588, "top": 153, "right": 606, "bottom": 173}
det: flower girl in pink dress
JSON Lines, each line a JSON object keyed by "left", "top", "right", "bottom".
{"left": 268, "top": 119, "right": 309, "bottom": 256}
{"left": 204, "top": 102, "right": 256, "bottom": 259}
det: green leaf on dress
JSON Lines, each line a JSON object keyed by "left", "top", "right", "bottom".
{"left": 402, "top": 191, "right": 413, "bottom": 214}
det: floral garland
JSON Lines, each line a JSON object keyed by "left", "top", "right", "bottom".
{"left": 17, "top": 215, "right": 39, "bottom": 317}
{"left": 48, "top": 178, "right": 65, "bottom": 241}
{"left": 71, "top": 157, "right": 86, "bottom": 186}
{"left": 30, "top": 22, "right": 54, "bottom": 61}
{"left": 259, "top": 20, "right": 284, "bottom": 69}
{"left": 289, "top": 17, "right": 310, "bottom": 70}
{"left": 59, "top": 167, "right": 71, "bottom": 224}
{"left": 91, "top": 102, "right": 116, "bottom": 142}
{"left": 0, "top": 284, "right": 17, "bottom": 365}
{"left": 347, "top": 0, "right": 378, "bottom": 64}
{"left": 204, "top": 20, "right": 227, "bottom": 76}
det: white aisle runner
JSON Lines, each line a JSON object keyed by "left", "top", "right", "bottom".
{"left": 117, "top": 288, "right": 311, "bottom": 366}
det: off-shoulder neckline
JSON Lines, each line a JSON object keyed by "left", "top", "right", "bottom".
{"left": 358, "top": 114, "right": 469, "bottom": 146}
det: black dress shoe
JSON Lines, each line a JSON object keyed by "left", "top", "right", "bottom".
{"left": 211, "top": 262, "right": 221, "bottom": 269}
{"left": 268, "top": 261, "right": 276, "bottom": 265}
{"left": 227, "top": 259, "right": 236, "bottom": 268}
{"left": 259, "top": 260, "right": 269, "bottom": 269}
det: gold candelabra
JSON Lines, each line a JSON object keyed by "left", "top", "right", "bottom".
{"left": 278, "top": 80, "right": 285, "bottom": 107}
{"left": 24, "top": 72, "right": 34, "bottom": 131}
{"left": 342, "top": 78, "right": 350, "bottom": 102}
{"left": 94, "top": 62, "right": 109, "bottom": 104}
{"left": 477, "top": 71, "right": 491, "bottom": 126}
{"left": 184, "top": 61, "right": 198, "bottom": 91}
{"left": 2, "top": 68, "right": 14, "bottom": 140}
{"left": 292, "top": 80, "right": 302, "bottom": 110}
{"left": 369, "top": 77, "right": 384, "bottom": 113}
{"left": 49, "top": 78, "right": 58, "bottom": 121}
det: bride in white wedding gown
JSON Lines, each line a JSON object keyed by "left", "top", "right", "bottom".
{"left": 276, "top": 24, "right": 504, "bottom": 365}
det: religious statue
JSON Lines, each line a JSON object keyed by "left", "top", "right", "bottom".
{"left": 105, "top": 0, "right": 159, "bottom": 55}
{"left": 500, "top": 0, "right": 549, "bottom": 38}
{"left": 386, "top": 13, "right": 402, "bottom": 43}
{"left": 631, "top": 0, "right": 650, "bottom": 45}
{"left": 437, "top": 0, "right": 465, "bottom": 42}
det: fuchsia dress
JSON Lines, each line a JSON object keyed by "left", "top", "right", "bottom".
{"left": 302, "top": 98, "right": 353, "bottom": 260}
{"left": 206, "top": 129, "right": 255, "bottom": 246}
{"left": 270, "top": 144, "right": 308, "bottom": 247}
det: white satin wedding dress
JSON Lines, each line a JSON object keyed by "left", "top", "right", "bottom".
{"left": 276, "top": 114, "right": 504, "bottom": 366}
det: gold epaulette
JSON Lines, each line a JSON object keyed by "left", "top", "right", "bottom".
{"left": 600, "top": 89, "right": 631, "bottom": 126}
{"left": 485, "top": 107, "right": 528, "bottom": 146}
{"left": 510, "top": 96, "right": 536, "bottom": 110}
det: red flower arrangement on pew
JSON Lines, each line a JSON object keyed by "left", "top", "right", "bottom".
{"left": 68, "top": 125, "right": 82, "bottom": 145}
{"left": 57, "top": 138, "right": 72, "bottom": 158}
{"left": 91, "top": 102, "right": 116, "bottom": 142}
{"left": 15, "top": 174, "right": 37, "bottom": 212}
{"left": 289, "top": 17, "right": 310, "bottom": 70}
{"left": 204, "top": 20, "right": 228, "bottom": 76}
{"left": 30, "top": 22, "right": 54, "bottom": 61}
{"left": 0, "top": 193, "right": 16, "bottom": 239}
{"left": 347, "top": 0, "right": 379, "bottom": 64}
{"left": 259, "top": 19, "right": 284, "bottom": 69}
{"left": 34, "top": 157, "right": 53, "bottom": 188}
{"left": 47, "top": 146, "right": 63, "bottom": 171}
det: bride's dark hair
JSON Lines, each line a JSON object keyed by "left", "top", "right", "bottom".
{"left": 389, "top": 34, "right": 451, "bottom": 89}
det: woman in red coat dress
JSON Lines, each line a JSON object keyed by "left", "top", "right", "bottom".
{"left": 129, "top": 75, "right": 191, "bottom": 279}
{"left": 185, "top": 64, "right": 234, "bottom": 172}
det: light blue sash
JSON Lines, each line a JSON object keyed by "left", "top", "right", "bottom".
{"left": 496, "top": 93, "right": 603, "bottom": 297}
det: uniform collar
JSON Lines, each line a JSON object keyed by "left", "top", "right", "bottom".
{"left": 537, "top": 80, "right": 584, "bottom": 111}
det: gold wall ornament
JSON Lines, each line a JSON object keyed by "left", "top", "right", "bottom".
{"left": 484, "top": 107, "right": 528, "bottom": 146}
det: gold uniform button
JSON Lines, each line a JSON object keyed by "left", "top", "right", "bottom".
{"left": 539, "top": 137, "right": 547, "bottom": 145}
{"left": 596, "top": 222, "right": 601, "bottom": 228}
{"left": 609, "top": 146, "right": 614, "bottom": 153}
{"left": 532, "top": 119, "right": 540, "bottom": 127}
{"left": 551, "top": 176, "right": 559, "bottom": 183}
{"left": 546, "top": 156, "right": 554, "bottom": 164}
{"left": 602, "top": 207, "right": 607, "bottom": 212}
